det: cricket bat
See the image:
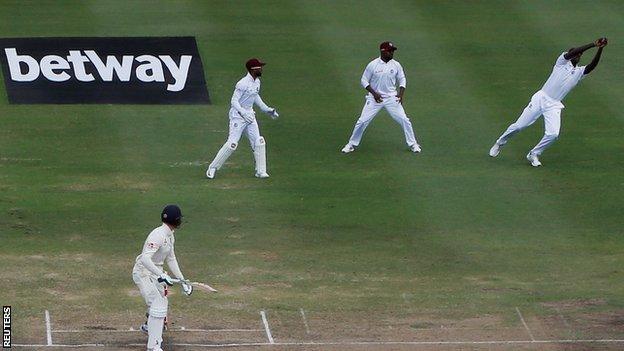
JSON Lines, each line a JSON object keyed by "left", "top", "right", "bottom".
{"left": 170, "top": 278, "right": 218, "bottom": 293}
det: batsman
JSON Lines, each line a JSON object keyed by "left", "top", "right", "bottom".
{"left": 132, "top": 205, "right": 192, "bottom": 351}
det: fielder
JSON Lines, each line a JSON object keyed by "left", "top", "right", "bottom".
{"left": 489, "top": 38, "right": 608, "bottom": 166}
{"left": 341, "top": 41, "right": 421, "bottom": 154}
{"left": 206, "top": 58, "right": 279, "bottom": 179}
{"left": 132, "top": 205, "right": 192, "bottom": 351}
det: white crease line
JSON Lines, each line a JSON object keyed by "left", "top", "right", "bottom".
{"left": 260, "top": 310, "right": 274, "bottom": 344}
{"left": 515, "top": 307, "right": 535, "bottom": 341}
{"left": 14, "top": 339, "right": 624, "bottom": 348}
{"left": 14, "top": 344, "right": 105, "bottom": 348}
{"left": 178, "top": 328, "right": 263, "bottom": 333}
{"left": 52, "top": 328, "right": 262, "bottom": 333}
{"left": 44, "top": 310, "right": 52, "bottom": 346}
{"left": 171, "top": 339, "right": 624, "bottom": 347}
{"left": 299, "top": 308, "right": 311, "bottom": 334}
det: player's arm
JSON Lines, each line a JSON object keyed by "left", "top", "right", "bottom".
{"left": 361, "top": 63, "right": 382, "bottom": 103}
{"left": 397, "top": 87, "right": 405, "bottom": 104}
{"left": 584, "top": 38, "right": 607, "bottom": 75}
{"left": 230, "top": 83, "right": 252, "bottom": 120}
{"left": 564, "top": 38, "right": 604, "bottom": 60}
{"left": 165, "top": 249, "right": 184, "bottom": 280}
{"left": 166, "top": 249, "right": 194, "bottom": 295}
{"left": 254, "top": 95, "right": 279, "bottom": 118}
{"left": 396, "top": 64, "right": 406, "bottom": 104}
{"left": 139, "top": 237, "right": 166, "bottom": 277}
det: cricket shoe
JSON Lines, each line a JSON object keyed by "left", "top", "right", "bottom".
{"left": 206, "top": 167, "right": 216, "bottom": 179}
{"left": 140, "top": 323, "right": 148, "bottom": 334}
{"left": 341, "top": 143, "right": 355, "bottom": 153}
{"left": 255, "top": 172, "right": 270, "bottom": 178}
{"left": 526, "top": 152, "right": 542, "bottom": 167}
{"left": 489, "top": 142, "right": 502, "bottom": 157}
{"left": 410, "top": 143, "right": 421, "bottom": 153}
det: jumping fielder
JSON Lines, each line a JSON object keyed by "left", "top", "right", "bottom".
{"left": 206, "top": 58, "right": 279, "bottom": 179}
{"left": 341, "top": 41, "right": 421, "bottom": 154}
{"left": 132, "top": 205, "right": 192, "bottom": 351}
{"left": 489, "top": 37, "right": 608, "bottom": 166}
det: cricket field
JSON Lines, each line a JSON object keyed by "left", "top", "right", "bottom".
{"left": 1, "top": 1, "right": 623, "bottom": 350}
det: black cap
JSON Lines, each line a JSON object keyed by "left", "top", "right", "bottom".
{"left": 161, "top": 205, "right": 182, "bottom": 227}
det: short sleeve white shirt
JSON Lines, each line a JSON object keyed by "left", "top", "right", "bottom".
{"left": 360, "top": 58, "right": 406, "bottom": 98}
{"left": 540, "top": 52, "right": 586, "bottom": 101}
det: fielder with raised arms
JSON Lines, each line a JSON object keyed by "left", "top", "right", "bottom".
{"left": 132, "top": 205, "right": 192, "bottom": 351}
{"left": 206, "top": 58, "right": 279, "bottom": 179}
{"left": 342, "top": 41, "right": 421, "bottom": 154}
{"left": 489, "top": 37, "right": 608, "bottom": 166}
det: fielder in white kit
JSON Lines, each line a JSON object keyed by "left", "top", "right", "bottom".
{"left": 206, "top": 58, "right": 279, "bottom": 179}
{"left": 342, "top": 41, "right": 421, "bottom": 153}
{"left": 489, "top": 37, "right": 608, "bottom": 166}
{"left": 133, "top": 205, "right": 192, "bottom": 351}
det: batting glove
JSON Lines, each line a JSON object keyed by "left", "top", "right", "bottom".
{"left": 157, "top": 273, "right": 174, "bottom": 287}
{"left": 181, "top": 280, "right": 193, "bottom": 296}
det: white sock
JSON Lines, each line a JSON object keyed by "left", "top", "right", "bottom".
{"left": 147, "top": 315, "right": 164, "bottom": 350}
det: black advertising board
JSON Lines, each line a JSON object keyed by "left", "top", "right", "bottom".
{"left": 0, "top": 37, "right": 210, "bottom": 104}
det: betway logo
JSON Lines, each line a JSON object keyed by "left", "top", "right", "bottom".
{"left": 4, "top": 48, "right": 192, "bottom": 92}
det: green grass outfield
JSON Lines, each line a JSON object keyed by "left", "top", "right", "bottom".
{"left": 1, "top": 0, "right": 624, "bottom": 346}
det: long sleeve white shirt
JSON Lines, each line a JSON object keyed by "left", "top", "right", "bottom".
{"left": 360, "top": 57, "right": 406, "bottom": 98}
{"left": 229, "top": 73, "right": 272, "bottom": 118}
{"left": 134, "top": 223, "right": 184, "bottom": 279}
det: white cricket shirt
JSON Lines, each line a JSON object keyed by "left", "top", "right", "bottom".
{"left": 134, "top": 223, "right": 179, "bottom": 277}
{"left": 540, "top": 52, "right": 586, "bottom": 102}
{"left": 230, "top": 73, "right": 271, "bottom": 118}
{"left": 361, "top": 58, "right": 407, "bottom": 98}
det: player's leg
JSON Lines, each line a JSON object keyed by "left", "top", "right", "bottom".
{"left": 206, "top": 118, "right": 245, "bottom": 178}
{"left": 245, "top": 121, "right": 269, "bottom": 178}
{"left": 147, "top": 293, "right": 167, "bottom": 351}
{"left": 132, "top": 270, "right": 159, "bottom": 332}
{"left": 385, "top": 98, "right": 420, "bottom": 152}
{"left": 490, "top": 94, "right": 542, "bottom": 157}
{"left": 343, "top": 99, "right": 383, "bottom": 152}
{"left": 527, "top": 108, "right": 561, "bottom": 166}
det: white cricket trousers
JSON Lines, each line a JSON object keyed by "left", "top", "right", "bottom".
{"left": 496, "top": 90, "right": 564, "bottom": 155}
{"left": 226, "top": 114, "right": 261, "bottom": 148}
{"left": 132, "top": 267, "right": 166, "bottom": 312}
{"left": 132, "top": 265, "right": 167, "bottom": 351}
{"left": 348, "top": 96, "right": 418, "bottom": 147}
